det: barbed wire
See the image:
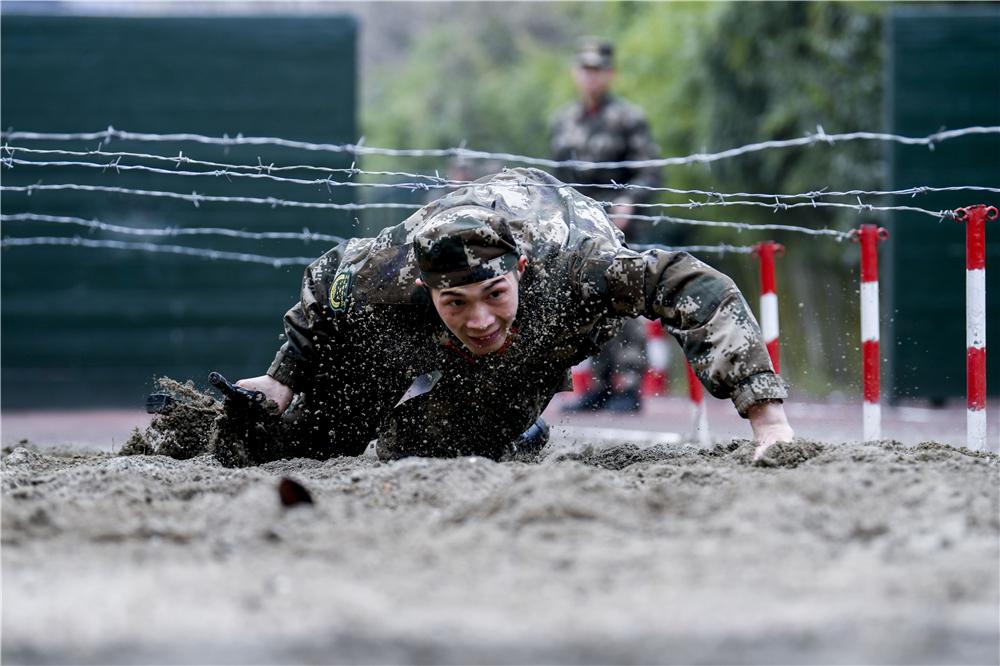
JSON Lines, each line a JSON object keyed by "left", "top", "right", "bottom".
{"left": 629, "top": 199, "right": 957, "bottom": 219}
{"left": 0, "top": 182, "right": 958, "bottom": 219}
{"left": 0, "top": 183, "right": 414, "bottom": 210}
{"left": 0, "top": 212, "right": 851, "bottom": 245}
{"left": 632, "top": 243, "right": 756, "bottom": 255}
{"left": 2, "top": 124, "right": 997, "bottom": 169}
{"left": 5, "top": 151, "right": 999, "bottom": 201}
{"left": 1, "top": 145, "right": 431, "bottom": 182}
{"left": 0, "top": 236, "right": 315, "bottom": 267}
{"left": 627, "top": 214, "right": 853, "bottom": 240}
{"left": 0, "top": 235, "right": 754, "bottom": 266}
{"left": 0, "top": 213, "right": 345, "bottom": 243}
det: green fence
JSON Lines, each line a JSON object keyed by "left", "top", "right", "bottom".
{"left": 885, "top": 7, "right": 1000, "bottom": 403}
{"left": 1, "top": 15, "right": 358, "bottom": 408}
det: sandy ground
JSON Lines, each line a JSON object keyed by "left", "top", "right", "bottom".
{"left": 1, "top": 397, "right": 998, "bottom": 665}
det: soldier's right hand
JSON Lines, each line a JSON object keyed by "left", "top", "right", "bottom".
{"left": 236, "top": 375, "right": 294, "bottom": 412}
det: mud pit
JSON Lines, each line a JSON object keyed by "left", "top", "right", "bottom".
{"left": 2, "top": 435, "right": 998, "bottom": 665}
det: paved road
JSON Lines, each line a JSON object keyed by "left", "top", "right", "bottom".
{"left": 2, "top": 393, "right": 995, "bottom": 453}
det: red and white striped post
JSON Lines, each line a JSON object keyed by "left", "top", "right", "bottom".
{"left": 855, "top": 224, "right": 888, "bottom": 441}
{"left": 956, "top": 205, "right": 997, "bottom": 451}
{"left": 752, "top": 241, "right": 784, "bottom": 372}
{"left": 641, "top": 319, "right": 670, "bottom": 397}
{"left": 686, "top": 359, "right": 710, "bottom": 446}
{"left": 571, "top": 358, "right": 593, "bottom": 395}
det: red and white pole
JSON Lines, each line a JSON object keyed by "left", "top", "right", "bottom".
{"left": 752, "top": 241, "right": 784, "bottom": 372}
{"left": 956, "top": 205, "right": 997, "bottom": 451}
{"left": 686, "top": 360, "right": 709, "bottom": 446}
{"left": 571, "top": 359, "right": 593, "bottom": 395}
{"left": 641, "top": 319, "right": 670, "bottom": 397}
{"left": 855, "top": 224, "right": 888, "bottom": 441}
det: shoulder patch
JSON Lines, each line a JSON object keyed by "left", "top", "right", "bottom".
{"left": 329, "top": 269, "right": 354, "bottom": 312}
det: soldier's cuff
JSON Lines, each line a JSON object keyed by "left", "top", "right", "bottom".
{"left": 267, "top": 354, "right": 303, "bottom": 392}
{"left": 731, "top": 372, "right": 789, "bottom": 418}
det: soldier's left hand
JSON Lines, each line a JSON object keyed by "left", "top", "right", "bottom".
{"left": 610, "top": 202, "right": 634, "bottom": 232}
{"left": 746, "top": 401, "right": 795, "bottom": 461}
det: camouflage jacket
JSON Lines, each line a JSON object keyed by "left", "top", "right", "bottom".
{"left": 267, "top": 168, "right": 786, "bottom": 419}
{"left": 550, "top": 94, "right": 662, "bottom": 205}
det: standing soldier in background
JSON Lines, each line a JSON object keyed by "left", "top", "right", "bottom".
{"left": 551, "top": 38, "right": 665, "bottom": 412}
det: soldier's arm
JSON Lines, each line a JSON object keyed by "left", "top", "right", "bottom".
{"left": 252, "top": 245, "right": 347, "bottom": 403}
{"left": 597, "top": 248, "right": 793, "bottom": 448}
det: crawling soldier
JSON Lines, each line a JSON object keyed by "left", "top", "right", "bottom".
{"left": 225, "top": 167, "right": 793, "bottom": 465}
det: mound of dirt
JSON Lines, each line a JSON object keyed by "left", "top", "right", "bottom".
{"left": 2, "top": 438, "right": 997, "bottom": 665}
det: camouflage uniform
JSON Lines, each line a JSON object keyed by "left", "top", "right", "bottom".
{"left": 549, "top": 93, "right": 662, "bottom": 209}
{"left": 551, "top": 92, "right": 663, "bottom": 403}
{"left": 265, "top": 168, "right": 786, "bottom": 461}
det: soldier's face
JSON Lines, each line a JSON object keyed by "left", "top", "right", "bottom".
{"left": 429, "top": 257, "right": 528, "bottom": 355}
{"left": 573, "top": 66, "right": 614, "bottom": 100}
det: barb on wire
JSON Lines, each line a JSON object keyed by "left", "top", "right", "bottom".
{"left": 2, "top": 124, "right": 997, "bottom": 170}
{"left": 0, "top": 236, "right": 314, "bottom": 268}
{"left": 0, "top": 213, "right": 345, "bottom": 244}
{"left": 5, "top": 150, "right": 999, "bottom": 200}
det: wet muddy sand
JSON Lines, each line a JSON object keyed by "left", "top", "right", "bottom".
{"left": 2, "top": 435, "right": 998, "bottom": 664}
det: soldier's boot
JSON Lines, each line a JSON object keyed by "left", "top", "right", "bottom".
{"left": 604, "top": 388, "right": 641, "bottom": 413}
{"left": 562, "top": 386, "right": 613, "bottom": 412}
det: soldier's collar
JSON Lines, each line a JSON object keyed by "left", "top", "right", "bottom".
{"left": 580, "top": 93, "right": 612, "bottom": 117}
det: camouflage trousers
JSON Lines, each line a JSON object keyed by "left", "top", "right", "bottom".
{"left": 590, "top": 316, "right": 647, "bottom": 393}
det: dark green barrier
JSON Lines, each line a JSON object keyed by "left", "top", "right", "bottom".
{"left": 885, "top": 7, "right": 1000, "bottom": 403}
{"left": 1, "top": 15, "right": 358, "bottom": 407}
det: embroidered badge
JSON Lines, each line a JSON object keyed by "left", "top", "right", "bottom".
{"left": 329, "top": 270, "right": 353, "bottom": 312}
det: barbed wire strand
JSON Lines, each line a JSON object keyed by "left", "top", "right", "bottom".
{"left": 0, "top": 183, "right": 414, "bottom": 210}
{"left": 626, "top": 214, "right": 853, "bottom": 239}
{"left": 0, "top": 235, "right": 754, "bottom": 265}
{"left": 2, "top": 124, "right": 997, "bottom": 169}
{"left": 0, "top": 236, "right": 316, "bottom": 267}
{"left": 0, "top": 213, "right": 345, "bottom": 243}
{"left": 1, "top": 145, "right": 429, "bottom": 181}
{"left": 3, "top": 211, "right": 850, "bottom": 244}
{"left": 0, "top": 182, "right": 958, "bottom": 219}
{"left": 5, "top": 152, "right": 999, "bottom": 201}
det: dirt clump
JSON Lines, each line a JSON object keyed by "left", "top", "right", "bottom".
{"left": 119, "top": 377, "right": 220, "bottom": 459}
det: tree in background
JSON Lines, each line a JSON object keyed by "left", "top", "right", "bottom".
{"left": 361, "top": 1, "right": 885, "bottom": 396}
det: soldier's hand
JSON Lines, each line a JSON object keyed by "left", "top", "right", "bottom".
{"left": 610, "top": 202, "right": 634, "bottom": 232}
{"left": 236, "top": 375, "right": 293, "bottom": 412}
{"left": 746, "top": 401, "right": 795, "bottom": 461}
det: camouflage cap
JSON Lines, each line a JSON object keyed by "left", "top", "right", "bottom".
{"left": 414, "top": 206, "right": 519, "bottom": 289}
{"left": 575, "top": 37, "right": 614, "bottom": 69}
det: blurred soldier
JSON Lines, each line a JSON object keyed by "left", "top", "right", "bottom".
{"left": 551, "top": 38, "right": 664, "bottom": 412}
{"left": 226, "top": 168, "right": 792, "bottom": 466}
